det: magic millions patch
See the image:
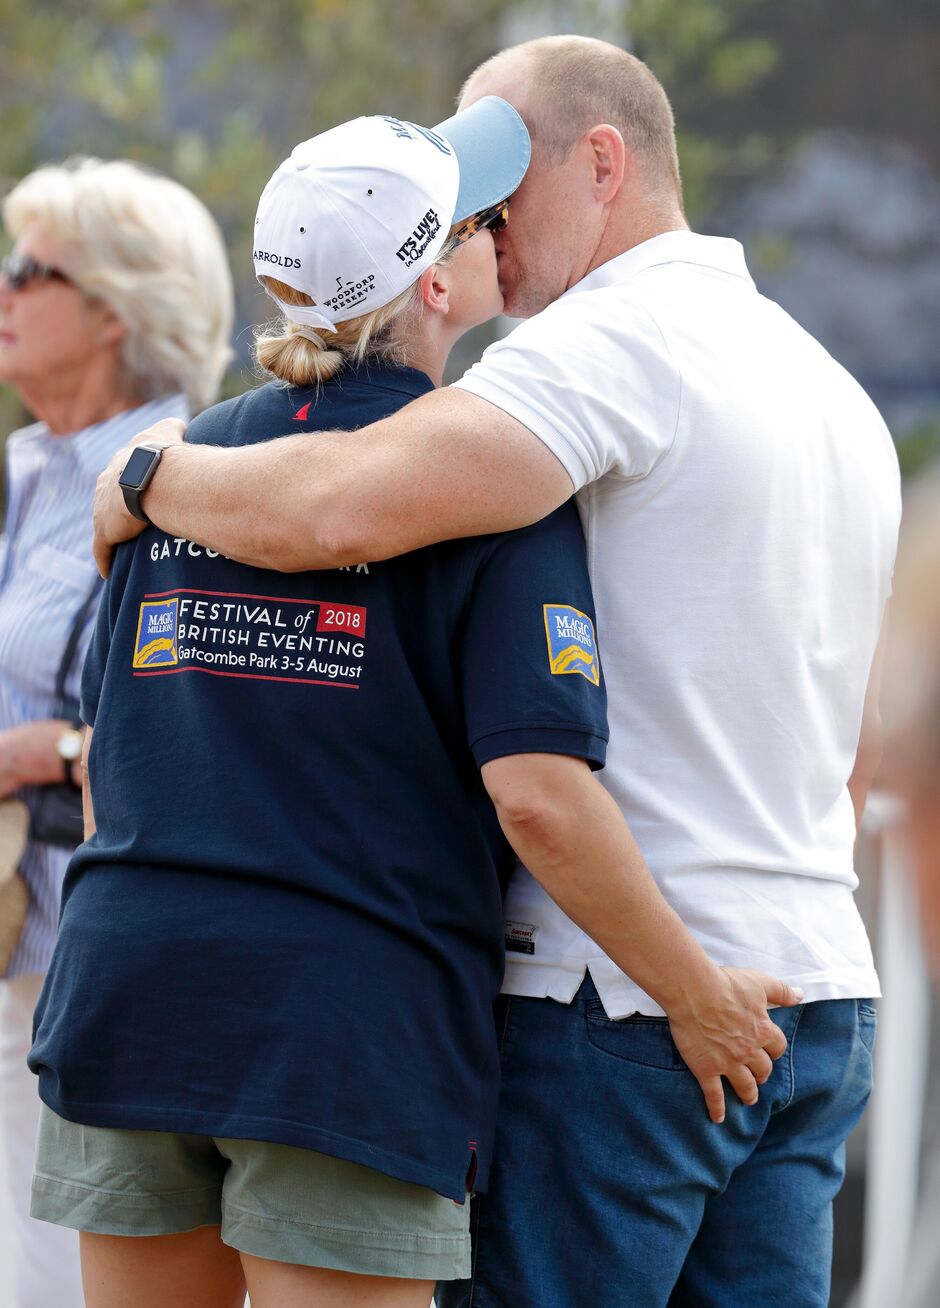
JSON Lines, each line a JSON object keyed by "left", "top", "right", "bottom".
{"left": 543, "top": 604, "right": 600, "bottom": 686}
{"left": 133, "top": 598, "right": 179, "bottom": 668}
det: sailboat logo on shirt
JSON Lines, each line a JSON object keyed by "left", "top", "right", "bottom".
{"left": 132, "top": 598, "right": 179, "bottom": 668}
{"left": 543, "top": 604, "right": 600, "bottom": 686}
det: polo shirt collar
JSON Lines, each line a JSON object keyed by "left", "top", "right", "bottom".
{"left": 571, "top": 230, "right": 755, "bottom": 297}
{"left": 343, "top": 359, "right": 434, "bottom": 400}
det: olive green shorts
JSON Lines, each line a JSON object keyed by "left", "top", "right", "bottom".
{"left": 31, "top": 1105, "right": 470, "bottom": 1280}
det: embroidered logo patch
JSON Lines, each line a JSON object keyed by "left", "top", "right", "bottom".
{"left": 132, "top": 598, "right": 179, "bottom": 668}
{"left": 543, "top": 604, "right": 600, "bottom": 685}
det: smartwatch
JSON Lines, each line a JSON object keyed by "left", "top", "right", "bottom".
{"left": 55, "top": 721, "right": 85, "bottom": 787}
{"left": 118, "top": 442, "right": 170, "bottom": 523}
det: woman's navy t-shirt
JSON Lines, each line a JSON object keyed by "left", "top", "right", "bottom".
{"left": 29, "top": 361, "right": 608, "bottom": 1201}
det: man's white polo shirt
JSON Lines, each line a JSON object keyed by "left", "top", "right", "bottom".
{"left": 455, "top": 231, "right": 901, "bottom": 1018}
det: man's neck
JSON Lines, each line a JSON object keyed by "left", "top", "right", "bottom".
{"left": 586, "top": 206, "right": 690, "bottom": 284}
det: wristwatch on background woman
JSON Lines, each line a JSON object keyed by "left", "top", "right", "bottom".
{"left": 55, "top": 722, "right": 84, "bottom": 787}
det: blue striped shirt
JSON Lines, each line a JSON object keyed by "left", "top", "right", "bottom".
{"left": 0, "top": 395, "right": 188, "bottom": 977}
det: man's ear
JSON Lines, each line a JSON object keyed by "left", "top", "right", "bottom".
{"left": 586, "top": 124, "right": 627, "bottom": 203}
{"left": 418, "top": 261, "right": 451, "bottom": 317}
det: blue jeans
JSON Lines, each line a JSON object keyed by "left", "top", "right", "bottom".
{"left": 438, "top": 976, "right": 875, "bottom": 1308}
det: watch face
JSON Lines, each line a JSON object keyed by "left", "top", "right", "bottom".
{"left": 119, "top": 445, "right": 158, "bottom": 489}
{"left": 57, "top": 729, "right": 84, "bottom": 761}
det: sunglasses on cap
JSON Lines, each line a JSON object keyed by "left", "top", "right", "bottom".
{"left": 452, "top": 200, "right": 509, "bottom": 245}
{"left": 0, "top": 253, "right": 75, "bottom": 292}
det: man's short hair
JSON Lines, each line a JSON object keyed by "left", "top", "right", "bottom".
{"left": 463, "top": 35, "right": 682, "bottom": 200}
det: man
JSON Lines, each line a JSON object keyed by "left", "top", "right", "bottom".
{"left": 94, "top": 35, "right": 899, "bottom": 1308}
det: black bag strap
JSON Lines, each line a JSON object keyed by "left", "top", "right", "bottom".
{"left": 52, "top": 576, "right": 104, "bottom": 721}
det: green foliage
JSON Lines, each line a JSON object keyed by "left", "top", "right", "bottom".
{"left": 897, "top": 419, "right": 940, "bottom": 480}
{"left": 2, "top": 1, "right": 930, "bottom": 489}
{"left": 619, "top": 0, "right": 780, "bottom": 219}
{"left": 0, "top": 0, "right": 785, "bottom": 436}
{"left": 0, "top": 0, "right": 520, "bottom": 250}
{"left": 0, "top": 0, "right": 523, "bottom": 438}
{"left": 0, "top": 0, "right": 783, "bottom": 290}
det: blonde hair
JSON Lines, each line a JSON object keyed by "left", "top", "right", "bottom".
{"left": 3, "top": 157, "right": 234, "bottom": 412}
{"left": 254, "top": 281, "right": 419, "bottom": 386}
{"left": 255, "top": 237, "right": 458, "bottom": 386}
{"left": 463, "top": 35, "right": 682, "bottom": 201}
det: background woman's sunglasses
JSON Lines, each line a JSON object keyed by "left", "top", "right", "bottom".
{"left": 0, "top": 253, "right": 74, "bottom": 292}
{"left": 453, "top": 201, "right": 509, "bottom": 245}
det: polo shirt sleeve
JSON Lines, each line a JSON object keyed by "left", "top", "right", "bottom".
{"left": 453, "top": 289, "right": 681, "bottom": 491}
{"left": 460, "top": 503, "right": 608, "bottom": 770}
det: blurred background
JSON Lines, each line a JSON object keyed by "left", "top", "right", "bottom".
{"left": 2, "top": 2, "right": 938, "bottom": 1303}
{"left": 2, "top": 0, "right": 939, "bottom": 459}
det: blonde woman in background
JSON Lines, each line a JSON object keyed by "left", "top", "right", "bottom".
{"left": 0, "top": 156, "right": 233, "bottom": 1308}
{"left": 29, "top": 103, "right": 552, "bottom": 1308}
{"left": 885, "top": 468, "right": 940, "bottom": 1308}
{"left": 886, "top": 469, "right": 940, "bottom": 955}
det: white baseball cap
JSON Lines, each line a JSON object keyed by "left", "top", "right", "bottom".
{"left": 253, "top": 96, "right": 530, "bottom": 334}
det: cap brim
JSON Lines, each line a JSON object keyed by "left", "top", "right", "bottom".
{"left": 433, "top": 96, "right": 531, "bottom": 224}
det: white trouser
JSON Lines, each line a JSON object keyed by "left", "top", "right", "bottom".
{"left": 0, "top": 972, "right": 84, "bottom": 1308}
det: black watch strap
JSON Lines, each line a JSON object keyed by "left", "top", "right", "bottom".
{"left": 118, "top": 442, "right": 169, "bottom": 524}
{"left": 53, "top": 579, "right": 103, "bottom": 787}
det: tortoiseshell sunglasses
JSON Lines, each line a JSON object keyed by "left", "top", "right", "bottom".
{"left": 452, "top": 201, "right": 509, "bottom": 245}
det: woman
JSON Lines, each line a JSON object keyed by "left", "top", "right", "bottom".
{"left": 0, "top": 156, "right": 233, "bottom": 1308}
{"left": 882, "top": 468, "right": 940, "bottom": 1308}
{"left": 28, "top": 103, "right": 747, "bottom": 1308}
{"left": 866, "top": 467, "right": 940, "bottom": 1308}
{"left": 885, "top": 468, "right": 940, "bottom": 957}
{"left": 30, "top": 102, "right": 569, "bottom": 1308}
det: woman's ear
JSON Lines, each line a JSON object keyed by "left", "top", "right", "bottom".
{"left": 418, "top": 261, "right": 451, "bottom": 317}
{"left": 91, "top": 302, "right": 128, "bottom": 349}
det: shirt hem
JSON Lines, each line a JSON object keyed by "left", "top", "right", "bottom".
{"left": 471, "top": 725, "right": 607, "bottom": 770}
{"left": 36, "top": 1085, "right": 476, "bottom": 1203}
{"left": 501, "top": 958, "right": 881, "bottom": 1018}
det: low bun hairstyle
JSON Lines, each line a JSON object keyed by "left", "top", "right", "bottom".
{"left": 255, "top": 278, "right": 422, "bottom": 386}
{"left": 255, "top": 234, "right": 457, "bottom": 386}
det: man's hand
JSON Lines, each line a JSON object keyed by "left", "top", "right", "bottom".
{"left": 92, "top": 417, "right": 187, "bottom": 577}
{"left": 666, "top": 967, "right": 802, "bottom": 1125}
